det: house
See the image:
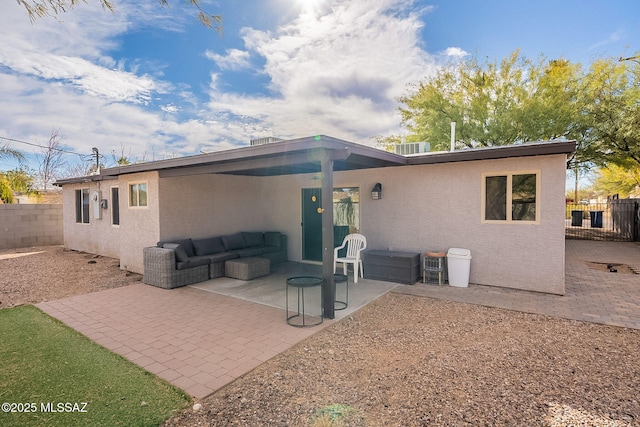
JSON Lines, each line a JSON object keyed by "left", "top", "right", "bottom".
{"left": 55, "top": 135, "right": 575, "bottom": 315}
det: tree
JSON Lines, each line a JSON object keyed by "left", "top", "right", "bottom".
{"left": 397, "top": 51, "right": 584, "bottom": 151}
{"left": 0, "top": 168, "right": 38, "bottom": 203}
{"left": 0, "top": 141, "right": 24, "bottom": 164}
{"left": 36, "top": 128, "right": 67, "bottom": 190}
{"left": 592, "top": 161, "right": 640, "bottom": 198}
{"left": 17, "top": 0, "right": 222, "bottom": 31}
{"left": 110, "top": 142, "right": 132, "bottom": 166}
{"left": 0, "top": 141, "right": 26, "bottom": 203}
{"left": 580, "top": 56, "right": 640, "bottom": 167}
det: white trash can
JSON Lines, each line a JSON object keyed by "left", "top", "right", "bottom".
{"left": 447, "top": 248, "right": 472, "bottom": 287}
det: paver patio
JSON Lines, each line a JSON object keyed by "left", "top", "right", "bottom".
{"left": 395, "top": 240, "right": 640, "bottom": 329}
{"left": 36, "top": 239, "right": 640, "bottom": 399}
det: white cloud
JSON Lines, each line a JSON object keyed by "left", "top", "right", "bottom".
{"left": 0, "top": 0, "right": 441, "bottom": 176}
{"left": 205, "top": 0, "right": 438, "bottom": 143}
{"left": 589, "top": 29, "right": 626, "bottom": 51}
{"left": 205, "top": 49, "right": 252, "bottom": 71}
{"left": 442, "top": 47, "right": 468, "bottom": 59}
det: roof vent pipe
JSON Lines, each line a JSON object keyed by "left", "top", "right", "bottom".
{"left": 450, "top": 122, "right": 456, "bottom": 151}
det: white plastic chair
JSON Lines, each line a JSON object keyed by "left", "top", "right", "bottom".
{"left": 333, "top": 233, "right": 367, "bottom": 283}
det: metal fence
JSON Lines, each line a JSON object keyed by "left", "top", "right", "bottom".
{"left": 565, "top": 200, "right": 639, "bottom": 242}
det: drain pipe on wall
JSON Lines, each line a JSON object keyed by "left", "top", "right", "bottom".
{"left": 450, "top": 122, "right": 456, "bottom": 151}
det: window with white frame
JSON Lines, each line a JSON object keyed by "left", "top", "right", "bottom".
{"left": 129, "top": 182, "right": 147, "bottom": 207}
{"left": 75, "top": 188, "right": 90, "bottom": 223}
{"left": 483, "top": 171, "right": 539, "bottom": 223}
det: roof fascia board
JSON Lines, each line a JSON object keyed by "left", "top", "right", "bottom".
{"left": 53, "top": 174, "right": 117, "bottom": 187}
{"left": 100, "top": 135, "right": 405, "bottom": 177}
{"left": 405, "top": 141, "right": 576, "bottom": 166}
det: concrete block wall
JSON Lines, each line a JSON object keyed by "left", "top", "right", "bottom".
{"left": 0, "top": 204, "right": 63, "bottom": 249}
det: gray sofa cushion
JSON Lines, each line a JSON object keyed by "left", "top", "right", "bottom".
{"left": 163, "top": 243, "right": 190, "bottom": 262}
{"left": 193, "top": 236, "right": 225, "bottom": 256}
{"left": 234, "top": 247, "right": 264, "bottom": 258}
{"left": 242, "top": 232, "right": 264, "bottom": 248}
{"left": 176, "top": 257, "right": 210, "bottom": 270}
{"left": 207, "top": 252, "right": 238, "bottom": 263}
{"left": 222, "top": 233, "right": 245, "bottom": 251}
{"left": 264, "top": 231, "right": 282, "bottom": 248}
{"left": 158, "top": 238, "right": 196, "bottom": 257}
{"left": 261, "top": 246, "right": 280, "bottom": 254}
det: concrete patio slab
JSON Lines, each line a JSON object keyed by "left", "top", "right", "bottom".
{"left": 191, "top": 261, "right": 398, "bottom": 321}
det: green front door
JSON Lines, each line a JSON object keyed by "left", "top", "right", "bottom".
{"left": 302, "top": 188, "right": 323, "bottom": 261}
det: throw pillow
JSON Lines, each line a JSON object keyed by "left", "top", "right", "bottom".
{"left": 163, "top": 243, "right": 189, "bottom": 262}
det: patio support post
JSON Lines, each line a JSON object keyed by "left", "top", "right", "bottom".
{"left": 321, "top": 155, "right": 335, "bottom": 319}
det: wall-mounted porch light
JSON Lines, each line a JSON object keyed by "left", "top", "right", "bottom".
{"left": 371, "top": 183, "right": 382, "bottom": 200}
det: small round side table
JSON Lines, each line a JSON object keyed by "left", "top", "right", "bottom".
{"left": 286, "top": 276, "right": 324, "bottom": 327}
{"left": 334, "top": 273, "right": 349, "bottom": 310}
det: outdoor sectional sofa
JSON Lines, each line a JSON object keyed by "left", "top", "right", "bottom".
{"left": 143, "top": 231, "right": 288, "bottom": 289}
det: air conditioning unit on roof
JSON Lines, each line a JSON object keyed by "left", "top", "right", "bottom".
{"left": 394, "top": 142, "right": 430, "bottom": 155}
{"left": 250, "top": 137, "right": 283, "bottom": 146}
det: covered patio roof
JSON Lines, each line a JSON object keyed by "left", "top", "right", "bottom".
{"left": 55, "top": 135, "right": 575, "bottom": 183}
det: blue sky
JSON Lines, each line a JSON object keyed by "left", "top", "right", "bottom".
{"left": 0, "top": 0, "right": 638, "bottom": 173}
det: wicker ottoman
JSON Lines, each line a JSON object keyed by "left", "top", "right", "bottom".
{"left": 225, "top": 257, "right": 270, "bottom": 281}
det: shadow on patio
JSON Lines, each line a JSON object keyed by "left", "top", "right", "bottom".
{"left": 191, "top": 261, "right": 398, "bottom": 322}
{"left": 37, "top": 262, "right": 398, "bottom": 399}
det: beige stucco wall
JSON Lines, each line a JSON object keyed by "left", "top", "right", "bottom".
{"left": 62, "top": 180, "right": 121, "bottom": 259}
{"left": 117, "top": 171, "right": 161, "bottom": 272}
{"left": 60, "top": 152, "right": 567, "bottom": 293}
{"left": 341, "top": 153, "right": 567, "bottom": 294}
{"left": 62, "top": 171, "right": 160, "bottom": 273}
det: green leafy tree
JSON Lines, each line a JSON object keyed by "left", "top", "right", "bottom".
{"left": 580, "top": 57, "right": 640, "bottom": 167}
{"left": 398, "top": 51, "right": 584, "bottom": 150}
{"left": 0, "top": 168, "right": 38, "bottom": 203}
{"left": 17, "top": 0, "right": 222, "bottom": 31}
{"left": 1, "top": 142, "right": 24, "bottom": 164}
{"left": 0, "top": 142, "right": 26, "bottom": 203}
{"left": 592, "top": 161, "right": 640, "bottom": 198}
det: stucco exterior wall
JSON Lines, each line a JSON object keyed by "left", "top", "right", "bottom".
{"left": 59, "top": 151, "right": 567, "bottom": 293}
{"left": 61, "top": 171, "right": 160, "bottom": 273}
{"left": 116, "top": 171, "right": 161, "bottom": 273}
{"left": 62, "top": 181, "right": 121, "bottom": 259}
{"left": 156, "top": 173, "right": 317, "bottom": 263}
{"left": 340, "top": 153, "right": 567, "bottom": 294}
{"left": 0, "top": 204, "right": 63, "bottom": 249}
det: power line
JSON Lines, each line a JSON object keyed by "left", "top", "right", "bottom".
{"left": 0, "top": 135, "right": 86, "bottom": 157}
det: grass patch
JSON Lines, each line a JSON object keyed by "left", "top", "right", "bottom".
{"left": 0, "top": 305, "right": 190, "bottom": 427}
{"left": 310, "top": 404, "right": 362, "bottom": 426}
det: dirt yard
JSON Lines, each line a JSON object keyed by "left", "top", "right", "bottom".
{"left": 0, "top": 245, "right": 141, "bottom": 308}
{"left": 1, "top": 245, "right": 639, "bottom": 426}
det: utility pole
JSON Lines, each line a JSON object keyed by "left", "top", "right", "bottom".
{"left": 92, "top": 147, "right": 99, "bottom": 173}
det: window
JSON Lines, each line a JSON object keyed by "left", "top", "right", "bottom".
{"left": 75, "top": 188, "right": 90, "bottom": 224}
{"left": 111, "top": 187, "right": 120, "bottom": 225}
{"left": 333, "top": 187, "right": 360, "bottom": 233}
{"left": 129, "top": 182, "right": 147, "bottom": 207}
{"left": 483, "top": 172, "right": 539, "bottom": 223}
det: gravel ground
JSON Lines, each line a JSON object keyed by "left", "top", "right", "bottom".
{"left": 2, "top": 245, "right": 639, "bottom": 426}
{"left": 163, "top": 293, "right": 640, "bottom": 427}
{"left": 0, "top": 245, "right": 141, "bottom": 309}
